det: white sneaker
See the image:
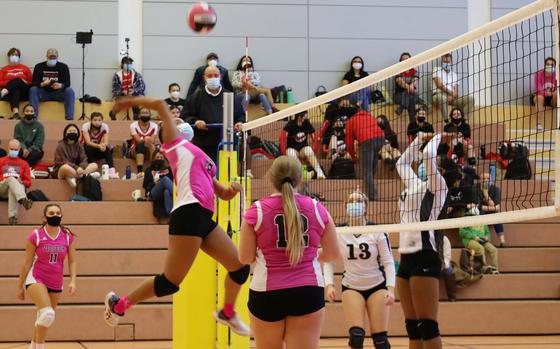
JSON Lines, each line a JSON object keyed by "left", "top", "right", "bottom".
{"left": 89, "top": 172, "right": 101, "bottom": 179}
{"left": 66, "top": 178, "right": 77, "bottom": 188}
{"left": 104, "top": 292, "right": 122, "bottom": 327}
{"left": 213, "top": 310, "right": 251, "bottom": 336}
{"left": 30, "top": 169, "right": 36, "bottom": 179}
{"left": 316, "top": 169, "right": 326, "bottom": 179}
{"left": 246, "top": 169, "right": 253, "bottom": 178}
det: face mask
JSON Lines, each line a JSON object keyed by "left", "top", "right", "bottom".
{"left": 418, "top": 163, "right": 427, "bottom": 181}
{"left": 346, "top": 202, "right": 365, "bottom": 218}
{"left": 339, "top": 107, "right": 357, "bottom": 118}
{"left": 207, "top": 59, "right": 218, "bottom": 67}
{"left": 206, "top": 77, "right": 221, "bottom": 90}
{"left": 24, "top": 114, "right": 34, "bottom": 121}
{"left": 170, "top": 91, "right": 180, "bottom": 99}
{"left": 140, "top": 116, "right": 151, "bottom": 122}
{"left": 352, "top": 62, "right": 362, "bottom": 70}
{"left": 65, "top": 133, "right": 78, "bottom": 141}
{"left": 47, "top": 59, "right": 57, "bottom": 67}
{"left": 417, "top": 117, "right": 426, "bottom": 123}
{"left": 9, "top": 55, "right": 19, "bottom": 64}
{"left": 334, "top": 126, "right": 344, "bottom": 133}
{"left": 125, "top": 64, "right": 133, "bottom": 71}
{"left": 442, "top": 62, "right": 451, "bottom": 70}
{"left": 545, "top": 66, "right": 555, "bottom": 74}
{"left": 152, "top": 159, "right": 165, "bottom": 169}
{"left": 8, "top": 150, "right": 19, "bottom": 158}
{"left": 177, "top": 122, "right": 194, "bottom": 141}
{"left": 452, "top": 117, "right": 462, "bottom": 125}
{"left": 46, "top": 215, "right": 62, "bottom": 227}
{"left": 91, "top": 123, "right": 102, "bottom": 130}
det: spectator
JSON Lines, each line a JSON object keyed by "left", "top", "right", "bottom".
{"left": 54, "top": 123, "right": 98, "bottom": 188}
{"left": 143, "top": 150, "right": 173, "bottom": 220}
{"left": 440, "top": 107, "right": 475, "bottom": 165}
{"left": 432, "top": 53, "right": 474, "bottom": 122}
{"left": 394, "top": 52, "right": 423, "bottom": 123}
{"left": 345, "top": 105, "right": 385, "bottom": 200}
{"left": 0, "top": 139, "right": 33, "bottom": 225}
{"left": 169, "top": 105, "right": 181, "bottom": 119}
{"left": 128, "top": 107, "right": 159, "bottom": 178}
{"left": 281, "top": 111, "right": 326, "bottom": 179}
{"left": 82, "top": 112, "right": 114, "bottom": 171}
{"left": 341, "top": 56, "right": 372, "bottom": 111}
{"left": 532, "top": 56, "right": 557, "bottom": 130}
{"left": 406, "top": 105, "right": 434, "bottom": 143}
{"left": 459, "top": 209, "right": 499, "bottom": 274}
{"left": 29, "top": 48, "right": 75, "bottom": 120}
{"left": 376, "top": 114, "right": 401, "bottom": 166}
{"left": 327, "top": 117, "right": 350, "bottom": 160}
{"left": 183, "top": 65, "right": 244, "bottom": 164}
{"left": 111, "top": 56, "right": 145, "bottom": 120}
{"left": 13, "top": 104, "right": 45, "bottom": 167}
{"left": 440, "top": 234, "right": 457, "bottom": 301}
{"left": 478, "top": 172, "right": 507, "bottom": 247}
{"left": 0, "top": 48, "right": 32, "bottom": 119}
{"left": 186, "top": 52, "right": 233, "bottom": 98}
{"left": 231, "top": 55, "right": 276, "bottom": 115}
{"left": 165, "top": 83, "right": 185, "bottom": 112}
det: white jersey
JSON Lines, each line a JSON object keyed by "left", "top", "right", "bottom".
{"left": 323, "top": 231, "right": 396, "bottom": 290}
{"left": 396, "top": 134, "right": 448, "bottom": 254}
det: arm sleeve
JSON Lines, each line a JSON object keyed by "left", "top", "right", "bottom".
{"left": 21, "top": 162, "right": 32, "bottom": 188}
{"left": 61, "top": 64, "right": 71, "bottom": 87}
{"left": 233, "top": 93, "right": 245, "bottom": 124}
{"left": 222, "top": 69, "right": 234, "bottom": 92}
{"left": 187, "top": 68, "right": 203, "bottom": 98}
{"left": 27, "top": 230, "right": 39, "bottom": 247}
{"left": 231, "top": 71, "right": 243, "bottom": 90}
{"left": 182, "top": 91, "right": 200, "bottom": 124}
{"left": 0, "top": 67, "right": 8, "bottom": 88}
{"left": 24, "top": 65, "right": 32, "bottom": 84}
{"left": 78, "top": 145, "right": 88, "bottom": 169}
{"left": 30, "top": 123, "right": 45, "bottom": 152}
{"left": 135, "top": 72, "right": 146, "bottom": 95}
{"left": 243, "top": 203, "right": 258, "bottom": 226}
{"left": 396, "top": 135, "right": 422, "bottom": 189}
{"left": 316, "top": 200, "right": 331, "bottom": 227}
{"left": 423, "top": 134, "right": 447, "bottom": 199}
{"left": 323, "top": 262, "right": 335, "bottom": 286}
{"left": 13, "top": 124, "right": 23, "bottom": 147}
{"left": 345, "top": 120, "right": 355, "bottom": 159}
{"left": 377, "top": 233, "right": 396, "bottom": 287}
{"left": 32, "top": 64, "right": 42, "bottom": 87}
{"left": 251, "top": 71, "right": 262, "bottom": 86}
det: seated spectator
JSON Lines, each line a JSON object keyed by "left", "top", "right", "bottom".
{"left": 128, "top": 107, "right": 159, "bottom": 178}
{"left": 440, "top": 234, "right": 457, "bottom": 301}
{"left": 406, "top": 105, "right": 434, "bottom": 143}
{"left": 143, "top": 150, "right": 173, "bottom": 221}
{"left": 532, "top": 56, "right": 557, "bottom": 130}
{"left": 341, "top": 56, "right": 372, "bottom": 111}
{"left": 169, "top": 105, "right": 182, "bottom": 119}
{"left": 345, "top": 105, "right": 385, "bottom": 200}
{"left": 183, "top": 65, "right": 244, "bottom": 164}
{"left": 55, "top": 124, "right": 98, "bottom": 188}
{"left": 29, "top": 48, "right": 75, "bottom": 120}
{"left": 432, "top": 53, "right": 474, "bottom": 122}
{"left": 327, "top": 117, "right": 350, "bottom": 160}
{"left": 0, "top": 48, "right": 32, "bottom": 119}
{"left": 281, "top": 111, "right": 325, "bottom": 179}
{"left": 111, "top": 56, "right": 145, "bottom": 120}
{"left": 0, "top": 139, "right": 33, "bottom": 225}
{"left": 459, "top": 209, "right": 499, "bottom": 274}
{"left": 394, "top": 52, "right": 423, "bottom": 123}
{"left": 13, "top": 104, "right": 44, "bottom": 167}
{"left": 165, "top": 83, "right": 185, "bottom": 112}
{"left": 231, "top": 55, "right": 276, "bottom": 115}
{"left": 376, "top": 114, "right": 401, "bottom": 166}
{"left": 478, "top": 172, "right": 507, "bottom": 247}
{"left": 440, "top": 107, "right": 475, "bottom": 165}
{"left": 319, "top": 98, "right": 354, "bottom": 154}
{"left": 186, "top": 52, "right": 233, "bottom": 98}
{"left": 82, "top": 112, "right": 114, "bottom": 171}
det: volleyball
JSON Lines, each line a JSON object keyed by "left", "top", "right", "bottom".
{"left": 187, "top": 2, "right": 217, "bottom": 34}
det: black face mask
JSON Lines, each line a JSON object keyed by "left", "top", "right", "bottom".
{"left": 377, "top": 121, "right": 385, "bottom": 130}
{"left": 24, "top": 114, "right": 35, "bottom": 121}
{"left": 140, "top": 116, "right": 151, "bottom": 122}
{"left": 417, "top": 117, "right": 426, "bottom": 123}
{"left": 339, "top": 107, "right": 358, "bottom": 118}
{"left": 152, "top": 159, "right": 165, "bottom": 170}
{"left": 46, "top": 215, "right": 62, "bottom": 227}
{"left": 334, "top": 126, "right": 344, "bottom": 133}
{"left": 65, "top": 133, "right": 79, "bottom": 142}
{"left": 91, "top": 123, "right": 102, "bottom": 130}
{"left": 452, "top": 118, "right": 462, "bottom": 125}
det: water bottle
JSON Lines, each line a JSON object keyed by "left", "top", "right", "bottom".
{"left": 101, "top": 164, "right": 109, "bottom": 180}
{"left": 489, "top": 163, "right": 496, "bottom": 181}
{"left": 279, "top": 91, "right": 285, "bottom": 104}
{"left": 125, "top": 165, "right": 131, "bottom": 180}
{"left": 286, "top": 88, "right": 294, "bottom": 104}
{"left": 480, "top": 145, "right": 486, "bottom": 159}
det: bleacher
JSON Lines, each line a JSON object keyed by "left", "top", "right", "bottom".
{"left": 0, "top": 100, "right": 558, "bottom": 341}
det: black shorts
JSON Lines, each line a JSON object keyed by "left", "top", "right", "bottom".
{"left": 342, "top": 281, "right": 387, "bottom": 301}
{"left": 397, "top": 250, "right": 441, "bottom": 280}
{"left": 25, "top": 284, "right": 62, "bottom": 293}
{"left": 248, "top": 286, "right": 325, "bottom": 322}
{"left": 168, "top": 203, "right": 217, "bottom": 238}
{"left": 545, "top": 95, "right": 553, "bottom": 106}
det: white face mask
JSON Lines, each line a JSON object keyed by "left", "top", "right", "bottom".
{"left": 352, "top": 62, "right": 362, "bottom": 70}
{"left": 208, "top": 59, "right": 218, "bottom": 67}
{"left": 9, "top": 55, "right": 19, "bottom": 64}
{"left": 170, "top": 91, "right": 180, "bottom": 99}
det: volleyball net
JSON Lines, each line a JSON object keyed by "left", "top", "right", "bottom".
{"left": 240, "top": 0, "right": 560, "bottom": 234}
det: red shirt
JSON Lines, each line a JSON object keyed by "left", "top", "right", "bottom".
{"left": 400, "top": 68, "right": 417, "bottom": 79}
{"left": 345, "top": 111, "right": 385, "bottom": 159}
{"left": 0, "top": 64, "right": 32, "bottom": 89}
{"left": 122, "top": 72, "right": 132, "bottom": 94}
{"left": 0, "top": 156, "right": 32, "bottom": 188}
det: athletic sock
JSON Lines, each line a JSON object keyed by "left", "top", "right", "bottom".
{"left": 114, "top": 295, "right": 132, "bottom": 315}
{"left": 222, "top": 303, "right": 235, "bottom": 318}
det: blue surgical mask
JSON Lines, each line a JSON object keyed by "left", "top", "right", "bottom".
{"left": 126, "top": 64, "right": 133, "bottom": 71}
{"left": 47, "top": 59, "right": 57, "bottom": 67}
{"left": 346, "top": 202, "right": 365, "bottom": 218}
{"left": 418, "top": 163, "right": 427, "bottom": 181}
{"left": 442, "top": 62, "right": 451, "bottom": 70}
{"left": 9, "top": 55, "right": 19, "bottom": 64}
{"left": 545, "top": 66, "right": 555, "bottom": 74}
{"left": 177, "top": 123, "right": 194, "bottom": 141}
{"left": 8, "top": 150, "right": 19, "bottom": 158}
{"left": 206, "top": 77, "right": 221, "bottom": 90}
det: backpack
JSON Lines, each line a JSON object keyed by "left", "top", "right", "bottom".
{"left": 80, "top": 175, "right": 103, "bottom": 201}
{"left": 249, "top": 136, "right": 281, "bottom": 159}
{"left": 500, "top": 142, "right": 531, "bottom": 179}
{"left": 27, "top": 190, "right": 49, "bottom": 201}
{"left": 328, "top": 158, "right": 356, "bottom": 179}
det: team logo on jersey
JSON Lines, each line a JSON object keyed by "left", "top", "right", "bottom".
{"left": 295, "top": 132, "right": 306, "bottom": 143}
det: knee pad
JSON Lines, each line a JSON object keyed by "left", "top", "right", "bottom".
{"left": 35, "top": 307, "right": 55, "bottom": 328}
{"left": 302, "top": 146, "right": 314, "bottom": 158}
{"left": 228, "top": 265, "right": 250, "bottom": 285}
{"left": 418, "top": 319, "right": 440, "bottom": 340}
{"left": 405, "top": 319, "right": 421, "bottom": 340}
{"left": 348, "top": 326, "right": 365, "bottom": 349}
{"left": 372, "top": 331, "right": 391, "bottom": 349}
{"left": 135, "top": 142, "right": 146, "bottom": 154}
{"left": 154, "top": 273, "right": 179, "bottom": 297}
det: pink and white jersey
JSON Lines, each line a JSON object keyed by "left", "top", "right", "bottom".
{"left": 130, "top": 121, "right": 158, "bottom": 147}
{"left": 244, "top": 193, "right": 331, "bottom": 292}
{"left": 26, "top": 227, "right": 74, "bottom": 291}
{"left": 161, "top": 136, "right": 216, "bottom": 213}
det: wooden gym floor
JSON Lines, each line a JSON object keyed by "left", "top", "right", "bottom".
{"left": 1, "top": 337, "right": 560, "bottom": 349}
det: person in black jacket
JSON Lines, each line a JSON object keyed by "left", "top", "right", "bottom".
{"left": 143, "top": 150, "right": 173, "bottom": 219}
{"left": 182, "top": 65, "right": 244, "bottom": 164}
{"left": 186, "top": 52, "right": 233, "bottom": 98}
{"left": 28, "top": 48, "right": 75, "bottom": 120}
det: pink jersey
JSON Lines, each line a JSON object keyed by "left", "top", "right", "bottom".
{"left": 244, "top": 193, "right": 330, "bottom": 291}
{"left": 534, "top": 69, "right": 557, "bottom": 96}
{"left": 26, "top": 227, "right": 74, "bottom": 291}
{"left": 161, "top": 136, "right": 216, "bottom": 213}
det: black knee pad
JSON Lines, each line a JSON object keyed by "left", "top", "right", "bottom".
{"left": 405, "top": 319, "right": 421, "bottom": 340}
{"left": 136, "top": 142, "right": 146, "bottom": 154}
{"left": 228, "top": 265, "right": 250, "bottom": 285}
{"left": 418, "top": 319, "right": 440, "bottom": 340}
{"left": 348, "top": 326, "right": 365, "bottom": 349}
{"left": 154, "top": 273, "right": 179, "bottom": 297}
{"left": 372, "top": 331, "right": 391, "bottom": 349}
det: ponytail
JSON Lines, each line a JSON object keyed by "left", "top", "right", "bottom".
{"left": 281, "top": 181, "right": 304, "bottom": 266}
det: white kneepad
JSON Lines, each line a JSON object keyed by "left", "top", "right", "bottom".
{"left": 35, "top": 307, "right": 55, "bottom": 327}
